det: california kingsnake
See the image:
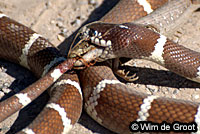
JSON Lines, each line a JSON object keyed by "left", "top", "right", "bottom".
{"left": 1, "top": 0, "right": 200, "bottom": 134}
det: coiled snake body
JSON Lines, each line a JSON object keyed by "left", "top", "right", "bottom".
{"left": 1, "top": 0, "right": 200, "bottom": 134}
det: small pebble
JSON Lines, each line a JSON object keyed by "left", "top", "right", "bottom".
{"left": 60, "top": 28, "right": 68, "bottom": 37}
{"left": 57, "top": 21, "right": 64, "bottom": 28}
{"left": 88, "top": 0, "right": 98, "bottom": 5}
{"left": 193, "top": 94, "right": 199, "bottom": 100}
{"left": 0, "top": 91, "right": 4, "bottom": 99}
{"left": 56, "top": 17, "right": 64, "bottom": 22}
{"left": 61, "top": 28, "right": 68, "bottom": 33}
{"left": 0, "top": 67, "right": 6, "bottom": 72}
{"left": 46, "top": 1, "right": 52, "bottom": 8}
{"left": 146, "top": 85, "right": 158, "bottom": 93}
{"left": 3, "top": 82, "right": 9, "bottom": 88}
{"left": 50, "top": 20, "right": 56, "bottom": 24}
{"left": 162, "top": 88, "right": 169, "bottom": 94}
{"left": 173, "top": 89, "right": 179, "bottom": 95}
{"left": 57, "top": 34, "right": 65, "bottom": 42}
{"left": 71, "top": 19, "right": 81, "bottom": 26}
{"left": 2, "top": 87, "right": 11, "bottom": 94}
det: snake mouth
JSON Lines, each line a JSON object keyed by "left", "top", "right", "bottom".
{"left": 68, "top": 41, "right": 104, "bottom": 68}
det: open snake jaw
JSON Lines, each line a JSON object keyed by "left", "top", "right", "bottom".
{"left": 68, "top": 40, "right": 104, "bottom": 67}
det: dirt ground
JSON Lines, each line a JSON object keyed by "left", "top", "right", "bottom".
{"left": 1, "top": 0, "right": 200, "bottom": 134}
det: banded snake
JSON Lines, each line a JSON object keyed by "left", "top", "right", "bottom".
{"left": 0, "top": 0, "right": 200, "bottom": 134}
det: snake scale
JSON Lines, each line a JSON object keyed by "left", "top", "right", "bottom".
{"left": 1, "top": 0, "right": 200, "bottom": 134}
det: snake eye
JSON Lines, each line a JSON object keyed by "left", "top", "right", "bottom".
{"left": 88, "top": 28, "right": 98, "bottom": 37}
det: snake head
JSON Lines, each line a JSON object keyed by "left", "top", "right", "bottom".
{"left": 68, "top": 22, "right": 132, "bottom": 67}
{"left": 78, "top": 21, "right": 117, "bottom": 47}
{"left": 68, "top": 22, "right": 118, "bottom": 67}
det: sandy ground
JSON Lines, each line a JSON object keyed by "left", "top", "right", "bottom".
{"left": 1, "top": 0, "right": 200, "bottom": 134}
